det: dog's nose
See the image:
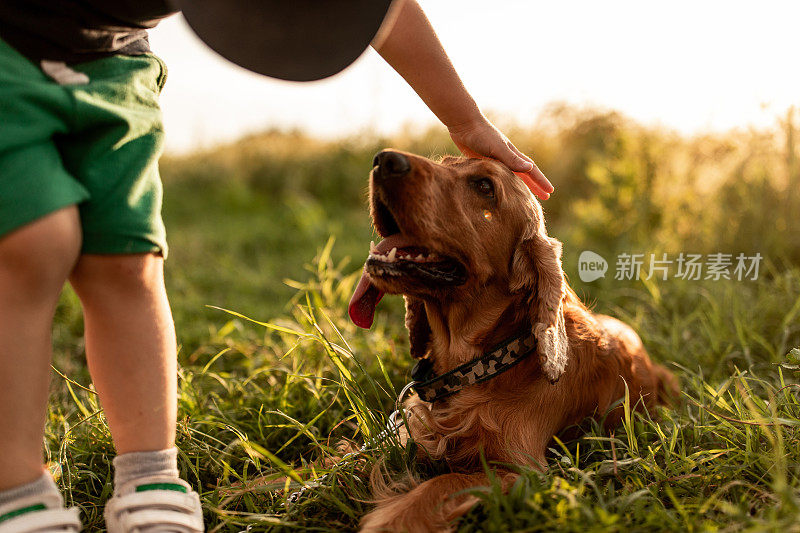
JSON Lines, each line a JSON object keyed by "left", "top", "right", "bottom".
{"left": 373, "top": 151, "right": 410, "bottom": 178}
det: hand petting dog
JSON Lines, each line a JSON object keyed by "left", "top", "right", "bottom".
{"left": 448, "top": 115, "right": 554, "bottom": 201}
{"left": 373, "top": 0, "right": 550, "bottom": 201}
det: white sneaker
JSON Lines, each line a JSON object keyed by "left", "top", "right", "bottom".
{"left": 104, "top": 476, "right": 204, "bottom": 533}
{"left": 0, "top": 492, "right": 81, "bottom": 533}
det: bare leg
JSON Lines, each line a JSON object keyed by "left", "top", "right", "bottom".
{"left": 0, "top": 207, "right": 81, "bottom": 490}
{"left": 69, "top": 253, "right": 176, "bottom": 454}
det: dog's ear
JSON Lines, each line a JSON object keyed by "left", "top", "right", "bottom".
{"left": 509, "top": 206, "right": 568, "bottom": 383}
{"left": 404, "top": 296, "right": 431, "bottom": 358}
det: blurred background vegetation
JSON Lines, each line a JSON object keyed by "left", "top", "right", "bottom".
{"left": 47, "top": 106, "right": 800, "bottom": 530}
{"left": 149, "top": 105, "right": 800, "bottom": 354}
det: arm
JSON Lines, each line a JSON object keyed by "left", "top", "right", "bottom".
{"left": 372, "top": 0, "right": 554, "bottom": 199}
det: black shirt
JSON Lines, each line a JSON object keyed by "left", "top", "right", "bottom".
{"left": 0, "top": 0, "right": 178, "bottom": 64}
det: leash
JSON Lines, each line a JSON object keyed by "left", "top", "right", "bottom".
{"left": 286, "top": 330, "right": 537, "bottom": 503}
{"left": 286, "top": 383, "right": 415, "bottom": 505}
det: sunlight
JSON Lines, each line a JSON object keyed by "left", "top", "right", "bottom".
{"left": 149, "top": 0, "right": 800, "bottom": 153}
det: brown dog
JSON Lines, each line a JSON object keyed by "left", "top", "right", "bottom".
{"left": 348, "top": 151, "right": 678, "bottom": 532}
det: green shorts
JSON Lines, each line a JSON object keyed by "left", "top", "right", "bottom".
{"left": 0, "top": 37, "right": 169, "bottom": 257}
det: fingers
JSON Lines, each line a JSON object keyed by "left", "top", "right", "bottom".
{"left": 507, "top": 152, "right": 534, "bottom": 172}
{"left": 527, "top": 162, "right": 554, "bottom": 194}
{"left": 481, "top": 136, "right": 531, "bottom": 173}
{"left": 514, "top": 171, "right": 550, "bottom": 201}
{"left": 507, "top": 141, "right": 535, "bottom": 169}
{"left": 502, "top": 141, "right": 554, "bottom": 197}
{"left": 450, "top": 128, "right": 555, "bottom": 199}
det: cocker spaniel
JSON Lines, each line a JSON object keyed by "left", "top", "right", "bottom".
{"left": 348, "top": 150, "right": 678, "bottom": 532}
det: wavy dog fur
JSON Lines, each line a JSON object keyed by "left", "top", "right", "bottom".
{"left": 357, "top": 152, "right": 678, "bottom": 532}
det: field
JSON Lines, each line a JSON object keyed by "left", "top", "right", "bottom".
{"left": 47, "top": 107, "right": 800, "bottom": 531}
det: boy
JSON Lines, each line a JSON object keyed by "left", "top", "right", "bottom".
{"left": 0, "top": 1, "right": 553, "bottom": 531}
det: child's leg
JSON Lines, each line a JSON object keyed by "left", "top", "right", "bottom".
{"left": 0, "top": 207, "right": 82, "bottom": 490}
{"left": 69, "top": 253, "right": 203, "bottom": 532}
{"left": 68, "top": 253, "right": 176, "bottom": 453}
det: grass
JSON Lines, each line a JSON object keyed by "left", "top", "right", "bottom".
{"left": 44, "top": 108, "right": 800, "bottom": 531}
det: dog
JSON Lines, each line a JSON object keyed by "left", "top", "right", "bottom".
{"left": 348, "top": 150, "right": 678, "bottom": 532}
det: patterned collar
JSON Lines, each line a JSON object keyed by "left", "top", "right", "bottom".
{"left": 410, "top": 330, "right": 538, "bottom": 403}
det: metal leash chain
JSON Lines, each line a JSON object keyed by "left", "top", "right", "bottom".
{"left": 285, "top": 382, "right": 417, "bottom": 505}
{"left": 285, "top": 330, "right": 536, "bottom": 507}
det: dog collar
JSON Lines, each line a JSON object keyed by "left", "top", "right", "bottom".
{"left": 410, "top": 330, "right": 538, "bottom": 403}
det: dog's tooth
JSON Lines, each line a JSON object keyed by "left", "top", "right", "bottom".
{"left": 388, "top": 247, "right": 397, "bottom": 261}
{"left": 416, "top": 254, "right": 425, "bottom": 261}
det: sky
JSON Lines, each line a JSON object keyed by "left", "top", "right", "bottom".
{"left": 148, "top": 0, "right": 800, "bottom": 154}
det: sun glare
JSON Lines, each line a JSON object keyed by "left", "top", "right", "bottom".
{"left": 148, "top": 0, "right": 800, "bottom": 153}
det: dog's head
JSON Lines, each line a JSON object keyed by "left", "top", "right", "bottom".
{"left": 349, "top": 150, "right": 568, "bottom": 382}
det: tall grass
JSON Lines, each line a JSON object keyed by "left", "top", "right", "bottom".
{"left": 45, "top": 107, "right": 800, "bottom": 530}
{"left": 47, "top": 248, "right": 800, "bottom": 531}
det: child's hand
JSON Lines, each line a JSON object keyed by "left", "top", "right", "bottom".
{"left": 373, "top": 0, "right": 553, "bottom": 199}
{"left": 449, "top": 116, "right": 554, "bottom": 200}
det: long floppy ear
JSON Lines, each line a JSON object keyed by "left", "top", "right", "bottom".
{"left": 509, "top": 211, "right": 569, "bottom": 383}
{"left": 404, "top": 296, "right": 431, "bottom": 359}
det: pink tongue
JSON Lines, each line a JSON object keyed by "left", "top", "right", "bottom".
{"left": 348, "top": 234, "right": 413, "bottom": 329}
{"left": 349, "top": 269, "right": 384, "bottom": 329}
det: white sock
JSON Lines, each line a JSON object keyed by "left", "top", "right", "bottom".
{"left": 112, "top": 448, "right": 179, "bottom": 490}
{"left": 0, "top": 472, "right": 62, "bottom": 510}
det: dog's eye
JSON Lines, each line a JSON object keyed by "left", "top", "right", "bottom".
{"left": 473, "top": 178, "right": 495, "bottom": 199}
